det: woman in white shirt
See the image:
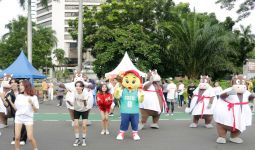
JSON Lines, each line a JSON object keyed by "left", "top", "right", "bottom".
{"left": 13, "top": 80, "right": 39, "bottom": 150}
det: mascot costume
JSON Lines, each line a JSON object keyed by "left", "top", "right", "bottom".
{"left": 114, "top": 70, "right": 144, "bottom": 140}
{"left": 0, "top": 74, "right": 13, "bottom": 127}
{"left": 214, "top": 75, "right": 254, "bottom": 144}
{"left": 185, "top": 75, "right": 216, "bottom": 128}
{"left": 139, "top": 70, "right": 166, "bottom": 129}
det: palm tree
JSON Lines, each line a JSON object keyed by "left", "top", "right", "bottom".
{"left": 162, "top": 14, "right": 237, "bottom": 79}
{"left": 77, "top": 0, "right": 84, "bottom": 70}
{"left": 17, "top": 0, "right": 48, "bottom": 63}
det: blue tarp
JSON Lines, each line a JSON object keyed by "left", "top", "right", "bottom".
{"left": 0, "top": 51, "right": 46, "bottom": 79}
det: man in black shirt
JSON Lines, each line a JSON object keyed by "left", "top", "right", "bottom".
{"left": 187, "top": 82, "right": 196, "bottom": 108}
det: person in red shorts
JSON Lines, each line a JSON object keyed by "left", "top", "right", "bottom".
{"left": 97, "top": 83, "right": 113, "bottom": 135}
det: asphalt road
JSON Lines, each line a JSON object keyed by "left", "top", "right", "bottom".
{"left": 0, "top": 100, "right": 254, "bottom": 150}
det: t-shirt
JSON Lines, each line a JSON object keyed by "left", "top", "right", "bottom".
{"left": 177, "top": 83, "right": 185, "bottom": 95}
{"left": 214, "top": 86, "right": 223, "bottom": 96}
{"left": 187, "top": 85, "right": 196, "bottom": 96}
{"left": 120, "top": 88, "right": 139, "bottom": 114}
{"left": 167, "top": 83, "right": 177, "bottom": 100}
{"left": 163, "top": 83, "right": 168, "bottom": 93}
{"left": 73, "top": 90, "right": 93, "bottom": 112}
{"left": 14, "top": 94, "right": 39, "bottom": 118}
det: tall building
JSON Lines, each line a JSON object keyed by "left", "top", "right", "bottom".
{"left": 31, "top": 0, "right": 37, "bottom": 22}
{"left": 36, "top": 0, "right": 105, "bottom": 66}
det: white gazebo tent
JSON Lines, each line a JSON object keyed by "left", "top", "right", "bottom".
{"left": 105, "top": 52, "right": 146, "bottom": 78}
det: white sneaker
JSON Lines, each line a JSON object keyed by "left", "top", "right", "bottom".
{"left": 229, "top": 137, "right": 243, "bottom": 144}
{"left": 132, "top": 132, "right": 141, "bottom": 141}
{"left": 165, "top": 113, "right": 170, "bottom": 116}
{"left": 105, "top": 130, "right": 109, "bottom": 135}
{"left": 216, "top": 137, "right": 226, "bottom": 144}
{"left": 73, "top": 139, "right": 80, "bottom": 147}
{"left": 205, "top": 124, "right": 213, "bottom": 128}
{"left": 189, "top": 123, "right": 198, "bottom": 128}
{"left": 81, "top": 139, "right": 86, "bottom": 146}
{"left": 116, "top": 132, "right": 124, "bottom": 140}
{"left": 11, "top": 140, "right": 15, "bottom": 145}
{"left": 101, "top": 129, "right": 105, "bottom": 135}
{"left": 20, "top": 141, "right": 25, "bottom": 145}
{"left": 150, "top": 123, "right": 159, "bottom": 129}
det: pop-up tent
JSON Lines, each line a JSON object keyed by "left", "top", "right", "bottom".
{"left": 105, "top": 52, "right": 146, "bottom": 78}
{"left": 0, "top": 51, "right": 46, "bottom": 79}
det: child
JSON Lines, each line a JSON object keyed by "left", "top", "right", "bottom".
{"left": 97, "top": 83, "right": 113, "bottom": 135}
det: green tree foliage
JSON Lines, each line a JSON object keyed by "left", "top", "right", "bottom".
{"left": 53, "top": 48, "right": 67, "bottom": 66}
{"left": 216, "top": 0, "right": 255, "bottom": 21}
{"left": 69, "top": 0, "right": 253, "bottom": 79}
{"left": 0, "top": 16, "right": 56, "bottom": 69}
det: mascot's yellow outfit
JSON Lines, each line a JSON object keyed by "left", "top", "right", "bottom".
{"left": 114, "top": 70, "right": 144, "bottom": 141}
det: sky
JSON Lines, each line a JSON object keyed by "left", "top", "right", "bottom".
{"left": 0, "top": 0, "right": 254, "bottom": 38}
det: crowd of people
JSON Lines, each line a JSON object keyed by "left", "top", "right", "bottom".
{"left": 0, "top": 71, "right": 255, "bottom": 149}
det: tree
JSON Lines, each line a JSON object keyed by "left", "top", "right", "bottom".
{"left": 161, "top": 14, "right": 238, "bottom": 79}
{"left": 216, "top": 0, "right": 255, "bottom": 21}
{"left": 0, "top": 16, "right": 57, "bottom": 69}
{"left": 53, "top": 48, "right": 67, "bottom": 67}
{"left": 1, "top": 0, "right": 49, "bottom": 63}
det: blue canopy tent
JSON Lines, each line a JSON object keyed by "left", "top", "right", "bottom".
{"left": 0, "top": 51, "right": 46, "bottom": 84}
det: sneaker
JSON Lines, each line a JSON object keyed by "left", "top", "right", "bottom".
{"left": 73, "top": 139, "right": 80, "bottom": 147}
{"left": 132, "top": 132, "right": 141, "bottom": 141}
{"left": 171, "top": 113, "right": 174, "bottom": 116}
{"left": 101, "top": 129, "right": 105, "bottom": 135}
{"left": 81, "top": 138, "right": 86, "bottom": 146}
{"left": 105, "top": 130, "right": 109, "bottom": 135}
{"left": 20, "top": 141, "right": 25, "bottom": 145}
{"left": 11, "top": 140, "right": 15, "bottom": 145}
{"left": 56, "top": 104, "right": 60, "bottom": 107}
{"left": 71, "top": 121, "right": 74, "bottom": 127}
{"left": 205, "top": 124, "right": 214, "bottom": 128}
{"left": 0, "top": 124, "right": 8, "bottom": 129}
{"left": 229, "top": 137, "right": 243, "bottom": 144}
{"left": 165, "top": 113, "right": 170, "bottom": 116}
{"left": 109, "top": 113, "right": 114, "bottom": 117}
{"left": 216, "top": 137, "right": 226, "bottom": 144}
{"left": 116, "top": 132, "right": 124, "bottom": 140}
{"left": 189, "top": 123, "right": 198, "bottom": 128}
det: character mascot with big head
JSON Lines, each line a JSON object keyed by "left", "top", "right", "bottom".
{"left": 213, "top": 75, "right": 254, "bottom": 144}
{"left": 114, "top": 70, "right": 144, "bottom": 140}
{"left": 185, "top": 75, "right": 216, "bottom": 128}
{"left": 139, "top": 69, "right": 166, "bottom": 130}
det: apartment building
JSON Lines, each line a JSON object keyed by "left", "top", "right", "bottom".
{"left": 36, "top": 0, "right": 105, "bottom": 66}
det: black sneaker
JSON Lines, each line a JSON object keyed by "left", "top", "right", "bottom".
{"left": 109, "top": 113, "right": 114, "bottom": 117}
{"left": 73, "top": 138, "right": 80, "bottom": 147}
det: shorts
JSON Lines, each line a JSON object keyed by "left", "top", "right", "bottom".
{"left": 74, "top": 110, "right": 89, "bottom": 120}
{"left": 15, "top": 115, "right": 33, "bottom": 125}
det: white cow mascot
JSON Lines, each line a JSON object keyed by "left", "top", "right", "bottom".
{"left": 185, "top": 75, "right": 216, "bottom": 128}
{"left": 213, "top": 75, "right": 254, "bottom": 144}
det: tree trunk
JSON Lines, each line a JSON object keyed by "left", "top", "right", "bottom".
{"left": 27, "top": 0, "right": 32, "bottom": 63}
{"left": 77, "top": 0, "right": 84, "bottom": 70}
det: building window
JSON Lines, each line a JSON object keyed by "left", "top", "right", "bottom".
{"left": 37, "top": 13, "right": 52, "bottom": 22}
{"left": 37, "top": 20, "right": 52, "bottom": 27}
{"left": 65, "top": 12, "right": 79, "bottom": 17}
{"left": 37, "top": 6, "right": 52, "bottom": 15}
{"left": 65, "top": 35, "right": 74, "bottom": 40}
{"left": 65, "top": 5, "right": 79, "bottom": 10}
{"left": 70, "top": 43, "right": 77, "bottom": 48}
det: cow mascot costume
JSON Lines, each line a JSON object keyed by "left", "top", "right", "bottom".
{"left": 114, "top": 70, "right": 144, "bottom": 140}
{"left": 185, "top": 75, "right": 216, "bottom": 128}
{"left": 139, "top": 70, "right": 167, "bottom": 130}
{"left": 214, "top": 75, "right": 254, "bottom": 144}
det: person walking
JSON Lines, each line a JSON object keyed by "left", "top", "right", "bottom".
{"left": 41, "top": 80, "right": 48, "bottom": 101}
{"left": 187, "top": 82, "right": 196, "bottom": 108}
{"left": 13, "top": 80, "right": 39, "bottom": 150}
{"left": 96, "top": 83, "right": 113, "bottom": 135}
{"left": 56, "top": 85, "right": 65, "bottom": 107}
{"left": 166, "top": 78, "right": 176, "bottom": 115}
{"left": 177, "top": 80, "right": 185, "bottom": 107}
{"left": 213, "top": 82, "right": 223, "bottom": 100}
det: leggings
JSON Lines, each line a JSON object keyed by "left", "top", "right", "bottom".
{"left": 166, "top": 101, "right": 174, "bottom": 113}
